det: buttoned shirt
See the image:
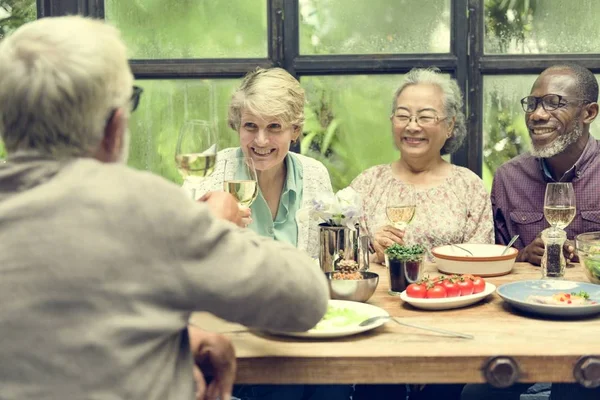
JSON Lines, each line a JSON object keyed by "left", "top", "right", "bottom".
{"left": 239, "top": 148, "right": 302, "bottom": 246}
{"left": 491, "top": 136, "right": 600, "bottom": 249}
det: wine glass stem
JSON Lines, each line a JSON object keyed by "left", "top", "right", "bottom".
{"left": 191, "top": 188, "right": 197, "bottom": 201}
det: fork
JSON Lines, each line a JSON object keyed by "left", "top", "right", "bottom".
{"left": 359, "top": 315, "right": 474, "bottom": 339}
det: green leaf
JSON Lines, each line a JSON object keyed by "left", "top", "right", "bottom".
{"left": 321, "top": 118, "right": 340, "bottom": 154}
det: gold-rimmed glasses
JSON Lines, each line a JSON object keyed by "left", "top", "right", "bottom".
{"left": 392, "top": 113, "right": 448, "bottom": 128}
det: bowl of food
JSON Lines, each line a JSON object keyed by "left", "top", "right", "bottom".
{"left": 324, "top": 260, "right": 379, "bottom": 302}
{"left": 431, "top": 243, "right": 518, "bottom": 277}
{"left": 575, "top": 232, "right": 600, "bottom": 285}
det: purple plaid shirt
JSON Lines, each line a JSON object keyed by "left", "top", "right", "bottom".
{"left": 491, "top": 136, "right": 600, "bottom": 249}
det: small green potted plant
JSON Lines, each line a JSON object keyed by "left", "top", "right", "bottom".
{"left": 384, "top": 244, "right": 426, "bottom": 295}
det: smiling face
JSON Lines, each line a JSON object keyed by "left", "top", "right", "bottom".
{"left": 391, "top": 83, "right": 454, "bottom": 160}
{"left": 238, "top": 110, "right": 299, "bottom": 171}
{"left": 526, "top": 71, "right": 587, "bottom": 158}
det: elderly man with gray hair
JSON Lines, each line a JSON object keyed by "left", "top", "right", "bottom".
{"left": 0, "top": 16, "right": 329, "bottom": 400}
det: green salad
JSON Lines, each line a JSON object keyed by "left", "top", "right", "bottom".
{"left": 583, "top": 245, "right": 600, "bottom": 282}
{"left": 312, "top": 306, "right": 370, "bottom": 331}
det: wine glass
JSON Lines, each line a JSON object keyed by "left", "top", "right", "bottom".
{"left": 385, "top": 184, "right": 416, "bottom": 230}
{"left": 544, "top": 182, "right": 576, "bottom": 230}
{"left": 223, "top": 156, "right": 259, "bottom": 207}
{"left": 175, "top": 120, "right": 218, "bottom": 198}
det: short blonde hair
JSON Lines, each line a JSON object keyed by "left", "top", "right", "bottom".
{"left": 391, "top": 67, "right": 467, "bottom": 156}
{"left": 228, "top": 67, "right": 305, "bottom": 132}
{"left": 0, "top": 16, "right": 133, "bottom": 158}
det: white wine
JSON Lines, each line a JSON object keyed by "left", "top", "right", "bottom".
{"left": 386, "top": 205, "right": 416, "bottom": 228}
{"left": 544, "top": 205, "right": 576, "bottom": 229}
{"left": 224, "top": 180, "right": 258, "bottom": 207}
{"left": 175, "top": 153, "right": 216, "bottom": 180}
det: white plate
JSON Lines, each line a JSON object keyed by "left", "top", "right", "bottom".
{"left": 400, "top": 282, "right": 496, "bottom": 310}
{"left": 497, "top": 280, "right": 600, "bottom": 318}
{"left": 265, "top": 299, "right": 389, "bottom": 338}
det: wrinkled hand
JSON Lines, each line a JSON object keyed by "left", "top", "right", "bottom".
{"left": 238, "top": 205, "right": 252, "bottom": 228}
{"left": 199, "top": 191, "right": 250, "bottom": 228}
{"left": 564, "top": 239, "right": 578, "bottom": 263}
{"left": 373, "top": 225, "right": 404, "bottom": 263}
{"left": 517, "top": 236, "right": 545, "bottom": 265}
{"left": 189, "top": 326, "right": 236, "bottom": 400}
{"left": 518, "top": 236, "right": 578, "bottom": 266}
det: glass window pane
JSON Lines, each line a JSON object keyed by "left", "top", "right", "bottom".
{"left": 128, "top": 80, "right": 239, "bottom": 183}
{"left": 0, "top": 0, "right": 37, "bottom": 158}
{"left": 302, "top": 74, "right": 402, "bottom": 191}
{"left": 300, "top": 0, "right": 451, "bottom": 55}
{"left": 482, "top": 75, "right": 600, "bottom": 191}
{"left": 0, "top": 0, "right": 36, "bottom": 40}
{"left": 485, "top": 0, "right": 600, "bottom": 54}
{"left": 105, "top": 0, "right": 268, "bottom": 59}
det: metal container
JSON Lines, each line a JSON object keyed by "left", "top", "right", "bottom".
{"left": 324, "top": 271, "right": 379, "bottom": 302}
{"left": 318, "top": 224, "right": 369, "bottom": 273}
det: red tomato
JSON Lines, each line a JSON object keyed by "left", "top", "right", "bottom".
{"left": 441, "top": 280, "right": 461, "bottom": 297}
{"left": 406, "top": 283, "right": 427, "bottom": 298}
{"left": 457, "top": 278, "right": 474, "bottom": 296}
{"left": 471, "top": 276, "right": 486, "bottom": 293}
{"left": 426, "top": 285, "right": 447, "bottom": 298}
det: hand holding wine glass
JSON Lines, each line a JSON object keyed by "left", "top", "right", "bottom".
{"left": 175, "top": 120, "right": 218, "bottom": 199}
{"left": 386, "top": 184, "right": 416, "bottom": 230}
{"left": 544, "top": 182, "right": 576, "bottom": 230}
{"left": 223, "top": 157, "right": 258, "bottom": 227}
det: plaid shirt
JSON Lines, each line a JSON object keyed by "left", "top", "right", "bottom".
{"left": 491, "top": 136, "right": 600, "bottom": 249}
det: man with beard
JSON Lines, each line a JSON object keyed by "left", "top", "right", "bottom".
{"left": 462, "top": 64, "right": 600, "bottom": 400}
{"left": 491, "top": 64, "right": 600, "bottom": 266}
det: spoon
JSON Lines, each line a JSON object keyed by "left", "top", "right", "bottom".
{"left": 359, "top": 315, "right": 474, "bottom": 339}
{"left": 431, "top": 234, "right": 474, "bottom": 256}
{"left": 501, "top": 235, "right": 520, "bottom": 256}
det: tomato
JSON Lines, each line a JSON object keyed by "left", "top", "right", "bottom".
{"left": 471, "top": 276, "right": 486, "bottom": 294}
{"left": 457, "top": 278, "right": 474, "bottom": 296}
{"left": 441, "top": 280, "right": 461, "bottom": 297}
{"left": 426, "top": 285, "right": 447, "bottom": 298}
{"left": 406, "top": 283, "right": 427, "bottom": 298}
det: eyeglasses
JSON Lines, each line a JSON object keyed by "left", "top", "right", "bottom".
{"left": 392, "top": 113, "right": 448, "bottom": 128}
{"left": 520, "top": 93, "right": 590, "bottom": 113}
{"left": 131, "top": 85, "right": 143, "bottom": 112}
{"left": 106, "top": 86, "right": 144, "bottom": 125}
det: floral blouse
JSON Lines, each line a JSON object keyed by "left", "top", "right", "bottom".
{"left": 350, "top": 164, "right": 494, "bottom": 255}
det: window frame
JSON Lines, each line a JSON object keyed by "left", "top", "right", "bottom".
{"left": 38, "top": 0, "right": 600, "bottom": 177}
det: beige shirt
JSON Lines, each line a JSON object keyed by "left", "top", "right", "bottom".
{"left": 0, "top": 152, "right": 328, "bottom": 400}
{"left": 350, "top": 164, "right": 494, "bottom": 253}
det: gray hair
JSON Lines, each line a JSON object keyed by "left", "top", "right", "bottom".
{"left": 391, "top": 68, "right": 467, "bottom": 155}
{"left": 0, "top": 16, "right": 133, "bottom": 158}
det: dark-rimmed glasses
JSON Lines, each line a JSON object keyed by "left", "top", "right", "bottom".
{"left": 520, "top": 93, "right": 590, "bottom": 113}
{"left": 131, "top": 85, "right": 143, "bottom": 112}
{"left": 106, "top": 86, "right": 143, "bottom": 125}
{"left": 392, "top": 113, "right": 448, "bottom": 128}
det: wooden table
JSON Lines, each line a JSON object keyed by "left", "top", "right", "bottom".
{"left": 190, "top": 263, "right": 600, "bottom": 385}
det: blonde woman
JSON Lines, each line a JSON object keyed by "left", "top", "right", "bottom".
{"left": 183, "top": 68, "right": 349, "bottom": 400}
{"left": 183, "top": 67, "right": 334, "bottom": 260}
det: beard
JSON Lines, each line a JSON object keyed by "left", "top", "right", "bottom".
{"left": 530, "top": 120, "right": 583, "bottom": 158}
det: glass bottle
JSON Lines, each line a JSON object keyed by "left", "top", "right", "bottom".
{"left": 541, "top": 227, "right": 567, "bottom": 279}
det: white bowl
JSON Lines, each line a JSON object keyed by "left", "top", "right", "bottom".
{"left": 431, "top": 243, "right": 518, "bottom": 277}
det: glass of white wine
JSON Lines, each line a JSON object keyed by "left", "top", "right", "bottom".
{"left": 544, "top": 182, "right": 576, "bottom": 230}
{"left": 223, "top": 157, "right": 259, "bottom": 207}
{"left": 175, "top": 120, "right": 218, "bottom": 199}
{"left": 386, "top": 184, "right": 416, "bottom": 230}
